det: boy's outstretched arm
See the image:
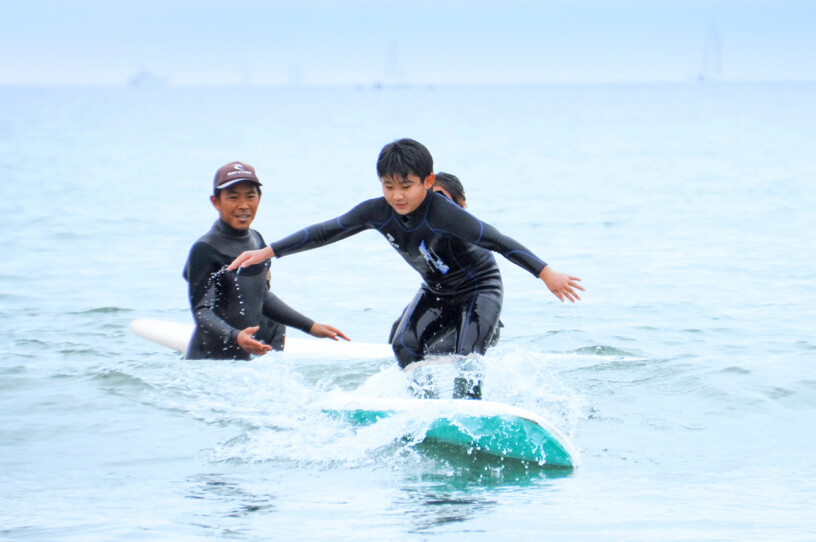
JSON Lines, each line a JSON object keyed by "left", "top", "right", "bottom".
{"left": 227, "top": 246, "right": 275, "bottom": 271}
{"left": 539, "top": 265, "right": 584, "bottom": 303}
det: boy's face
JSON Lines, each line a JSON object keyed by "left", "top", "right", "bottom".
{"left": 381, "top": 173, "right": 435, "bottom": 215}
{"left": 210, "top": 182, "right": 261, "bottom": 230}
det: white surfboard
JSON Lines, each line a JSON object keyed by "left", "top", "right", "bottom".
{"left": 319, "top": 393, "right": 577, "bottom": 468}
{"left": 129, "top": 318, "right": 393, "bottom": 359}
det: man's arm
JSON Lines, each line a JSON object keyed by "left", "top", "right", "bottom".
{"left": 262, "top": 291, "right": 314, "bottom": 333}
{"left": 263, "top": 290, "right": 350, "bottom": 341}
{"left": 186, "top": 243, "right": 241, "bottom": 343}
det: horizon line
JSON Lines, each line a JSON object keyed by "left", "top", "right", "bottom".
{"left": 2, "top": 78, "right": 815, "bottom": 90}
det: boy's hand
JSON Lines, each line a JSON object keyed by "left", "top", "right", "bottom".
{"left": 227, "top": 246, "right": 275, "bottom": 271}
{"left": 309, "top": 323, "right": 350, "bottom": 342}
{"left": 236, "top": 326, "right": 273, "bottom": 356}
{"left": 539, "top": 266, "right": 584, "bottom": 303}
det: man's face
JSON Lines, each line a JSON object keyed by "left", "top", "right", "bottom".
{"left": 380, "top": 173, "right": 435, "bottom": 215}
{"left": 210, "top": 182, "right": 260, "bottom": 230}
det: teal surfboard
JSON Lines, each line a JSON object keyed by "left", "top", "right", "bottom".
{"left": 131, "top": 318, "right": 577, "bottom": 467}
{"left": 320, "top": 395, "right": 577, "bottom": 468}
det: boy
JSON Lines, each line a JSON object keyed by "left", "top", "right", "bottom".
{"left": 183, "top": 161, "right": 348, "bottom": 360}
{"left": 387, "top": 171, "right": 502, "bottom": 353}
{"left": 227, "top": 140, "right": 583, "bottom": 390}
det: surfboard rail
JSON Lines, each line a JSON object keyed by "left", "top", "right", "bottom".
{"left": 320, "top": 394, "right": 577, "bottom": 467}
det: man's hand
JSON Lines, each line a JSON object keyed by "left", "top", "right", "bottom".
{"left": 309, "top": 323, "right": 350, "bottom": 342}
{"left": 236, "top": 326, "right": 273, "bottom": 355}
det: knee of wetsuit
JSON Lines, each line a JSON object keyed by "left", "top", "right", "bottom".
{"left": 392, "top": 342, "right": 419, "bottom": 369}
{"left": 388, "top": 318, "right": 400, "bottom": 344}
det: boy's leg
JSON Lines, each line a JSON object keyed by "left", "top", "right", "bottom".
{"left": 454, "top": 289, "right": 503, "bottom": 356}
{"left": 452, "top": 289, "right": 503, "bottom": 399}
{"left": 387, "top": 305, "right": 408, "bottom": 344}
{"left": 394, "top": 317, "right": 457, "bottom": 357}
{"left": 391, "top": 289, "right": 454, "bottom": 369}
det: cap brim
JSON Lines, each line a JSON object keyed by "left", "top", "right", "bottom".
{"left": 217, "top": 178, "right": 262, "bottom": 190}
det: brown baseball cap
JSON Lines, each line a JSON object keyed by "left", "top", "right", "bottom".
{"left": 213, "top": 161, "right": 262, "bottom": 192}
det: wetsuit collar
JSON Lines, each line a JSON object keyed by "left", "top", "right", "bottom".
{"left": 214, "top": 218, "right": 251, "bottom": 238}
{"left": 397, "top": 188, "right": 434, "bottom": 227}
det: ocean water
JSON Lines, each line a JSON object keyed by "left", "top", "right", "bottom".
{"left": 1, "top": 82, "right": 815, "bottom": 540}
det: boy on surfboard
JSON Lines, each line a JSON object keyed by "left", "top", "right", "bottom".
{"left": 227, "top": 140, "right": 583, "bottom": 393}
{"left": 387, "top": 172, "right": 503, "bottom": 353}
{"left": 183, "top": 161, "right": 348, "bottom": 360}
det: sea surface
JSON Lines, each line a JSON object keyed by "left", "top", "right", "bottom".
{"left": 1, "top": 82, "right": 814, "bottom": 541}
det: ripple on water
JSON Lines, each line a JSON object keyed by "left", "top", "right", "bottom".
{"left": 569, "top": 345, "right": 640, "bottom": 357}
{"left": 69, "top": 306, "right": 133, "bottom": 315}
{"left": 90, "top": 367, "right": 158, "bottom": 394}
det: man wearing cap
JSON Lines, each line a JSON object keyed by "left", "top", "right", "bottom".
{"left": 182, "top": 161, "right": 349, "bottom": 360}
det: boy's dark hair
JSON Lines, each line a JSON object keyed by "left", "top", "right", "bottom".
{"left": 434, "top": 172, "right": 466, "bottom": 206}
{"left": 376, "top": 138, "right": 433, "bottom": 181}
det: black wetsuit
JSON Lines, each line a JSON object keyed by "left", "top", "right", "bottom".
{"left": 183, "top": 219, "right": 315, "bottom": 360}
{"left": 270, "top": 191, "right": 547, "bottom": 368}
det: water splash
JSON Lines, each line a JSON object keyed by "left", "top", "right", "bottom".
{"left": 105, "top": 346, "right": 585, "bottom": 469}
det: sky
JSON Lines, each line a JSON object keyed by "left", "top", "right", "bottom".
{"left": 2, "top": 0, "right": 815, "bottom": 86}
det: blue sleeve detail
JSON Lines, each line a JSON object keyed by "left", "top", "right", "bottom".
{"left": 284, "top": 229, "right": 311, "bottom": 252}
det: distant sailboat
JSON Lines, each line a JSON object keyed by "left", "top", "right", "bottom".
{"left": 373, "top": 44, "right": 409, "bottom": 89}
{"left": 128, "top": 70, "right": 168, "bottom": 89}
{"left": 697, "top": 25, "right": 722, "bottom": 82}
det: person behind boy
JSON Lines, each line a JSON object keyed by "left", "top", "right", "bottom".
{"left": 183, "top": 161, "right": 349, "bottom": 360}
{"left": 227, "top": 140, "right": 583, "bottom": 394}
{"left": 432, "top": 171, "right": 467, "bottom": 208}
